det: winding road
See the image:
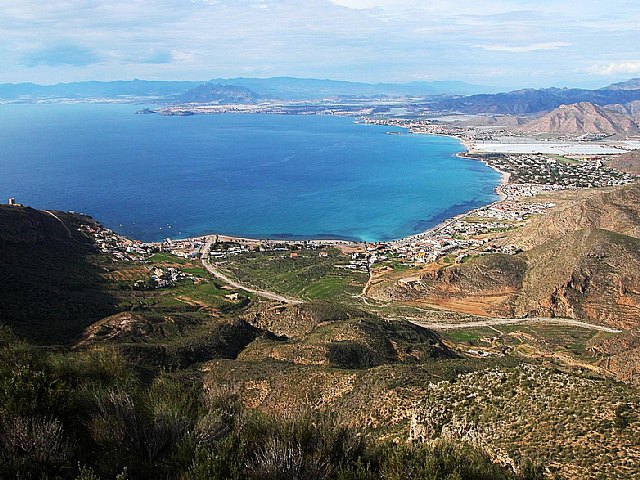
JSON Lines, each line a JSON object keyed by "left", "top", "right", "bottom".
{"left": 200, "top": 239, "right": 302, "bottom": 304}
{"left": 199, "top": 238, "right": 621, "bottom": 333}
{"left": 406, "top": 316, "right": 622, "bottom": 333}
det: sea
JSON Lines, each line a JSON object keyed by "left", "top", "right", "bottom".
{"left": 0, "top": 104, "right": 500, "bottom": 242}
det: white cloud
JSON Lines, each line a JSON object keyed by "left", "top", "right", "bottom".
{"left": 587, "top": 61, "right": 640, "bottom": 75}
{"left": 476, "top": 42, "right": 571, "bottom": 53}
{"left": 329, "top": 0, "right": 403, "bottom": 9}
{"left": 1, "top": 0, "right": 639, "bottom": 87}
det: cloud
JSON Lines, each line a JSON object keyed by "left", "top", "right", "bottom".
{"left": 476, "top": 42, "right": 571, "bottom": 53}
{"left": 21, "top": 45, "right": 102, "bottom": 67}
{"left": 127, "top": 49, "right": 174, "bottom": 65}
{"left": 587, "top": 61, "right": 640, "bottom": 76}
{"left": 328, "top": 0, "right": 389, "bottom": 9}
{"left": 1, "top": 0, "right": 640, "bottom": 88}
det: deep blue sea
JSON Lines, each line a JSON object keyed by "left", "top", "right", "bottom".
{"left": 0, "top": 104, "right": 500, "bottom": 242}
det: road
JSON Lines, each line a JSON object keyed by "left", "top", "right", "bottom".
{"left": 44, "top": 210, "right": 75, "bottom": 240}
{"left": 406, "top": 316, "right": 622, "bottom": 333}
{"left": 200, "top": 238, "right": 302, "bottom": 305}
{"left": 198, "top": 238, "right": 623, "bottom": 332}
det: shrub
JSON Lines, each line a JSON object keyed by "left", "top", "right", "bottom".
{"left": 0, "top": 416, "right": 73, "bottom": 478}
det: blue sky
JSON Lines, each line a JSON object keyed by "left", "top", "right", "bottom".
{"left": 1, "top": 0, "right": 639, "bottom": 89}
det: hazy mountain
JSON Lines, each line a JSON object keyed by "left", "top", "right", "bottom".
{"left": 518, "top": 102, "right": 640, "bottom": 135}
{"left": 0, "top": 77, "right": 496, "bottom": 103}
{"left": 206, "top": 77, "right": 497, "bottom": 99}
{"left": 0, "top": 79, "right": 200, "bottom": 102}
{"left": 431, "top": 86, "right": 640, "bottom": 114}
{"left": 177, "top": 83, "right": 261, "bottom": 104}
{"left": 603, "top": 78, "right": 640, "bottom": 90}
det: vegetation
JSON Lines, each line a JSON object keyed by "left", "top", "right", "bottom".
{"left": 218, "top": 248, "right": 368, "bottom": 301}
{"left": 4, "top": 198, "right": 640, "bottom": 479}
{"left": 0, "top": 325, "right": 539, "bottom": 480}
{"left": 412, "top": 364, "right": 640, "bottom": 479}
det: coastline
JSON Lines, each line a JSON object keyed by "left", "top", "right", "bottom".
{"left": 165, "top": 133, "right": 510, "bottom": 248}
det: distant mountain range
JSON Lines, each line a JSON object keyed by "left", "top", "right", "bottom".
{"left": 432, "top": 79, "right": 640, "bottom": 115}
{"left": 0, "top": 77, "right": 497, "bottom": 103}
{"left": 0, "top": 79, "right": 199, "bottom": 102}
{"left": 603, "top": 78, "right": 640, "bottom": 90}
{"left": 205, "top": 77, "right": 497, "bottom": 99}
{"left": 4, "top": 77, "right": 640, "bottom": 119}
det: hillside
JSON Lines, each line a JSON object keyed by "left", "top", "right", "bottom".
{"left": 410, "top": 364, "right": 640, "bottom": 479}
{"left": 372, "top": 183, "right": 640, "bottom": 328}
{"left": 508, "top": 182, "right": 640, "bottom": 249}
{"left": 518, "top": 102, "right": 640, "bottom": 135}
{"left": 606, "top": 149, "right": 640, "bottom": 175}
{"left": 515, "top": 228, "right": 640, "bottom": 328}
{"left": 0, "top": 79, "right": 199, "bottom": 102}
{"left": 0, "top": 205, "right": 117, "bottom": 342}
{"left": 3, "top": 201, "right": 640, "bottom": 478}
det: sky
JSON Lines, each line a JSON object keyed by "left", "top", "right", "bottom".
{"left": 1, "top": 0, "right": 639, "bottom": 89}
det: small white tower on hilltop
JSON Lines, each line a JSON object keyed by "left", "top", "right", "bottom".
{"left": 8, "top": 198, "right": 16, "bottom": 206}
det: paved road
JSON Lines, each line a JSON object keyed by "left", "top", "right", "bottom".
{"left": 406, "top": 316, "right": 622, "bottom": 333}
{"left": 200, "top": 239, "right": 302, "bottom": 305}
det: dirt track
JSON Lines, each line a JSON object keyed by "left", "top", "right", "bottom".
{"left": 406, "top": 316, "right": 622, "bottom": 333}
{"left": 200, "top": 239, "right": 302, "bottom": 305}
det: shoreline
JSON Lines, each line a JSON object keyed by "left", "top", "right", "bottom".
{"left": 163, "top": 133, "right": 511, "bottom": 248}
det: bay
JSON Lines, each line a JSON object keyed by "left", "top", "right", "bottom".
{"left": 0, "top": 104, "right": 500, "bottom": 242}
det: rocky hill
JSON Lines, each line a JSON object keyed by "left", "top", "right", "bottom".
{"left": 509, "top": 182, "right": 640, "bottom": 248}
{"left": 606, "top": 149, "right": 640, "bottom": 175}
{"left": 518, "top": 102, "right": 640, "bottom": 135}
{"left": 515, "top": 228, "right": 640, "bottom": 328}
{"left": 410, "top": 364, "right": 640, "bottom": 479}
{"left": 374, "top": 183, "right": 640, "bottom": 328}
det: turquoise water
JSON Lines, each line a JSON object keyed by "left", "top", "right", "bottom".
{"left": 0, "top": 104, "right": 500, "bottom": 242}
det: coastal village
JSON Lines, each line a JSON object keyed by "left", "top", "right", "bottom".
{"left": 63, "top": 111, "right": 639, "bottom": 290}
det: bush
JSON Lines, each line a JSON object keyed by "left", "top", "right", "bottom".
{"left": 0, "top": 416, "right": 73, "bottom": 478}
{"left": 0, "top": 325, "right": 542, "bottom": 480}
{"left": 327, "top": 341, "right": 381, "bottom": 369}
{"left": 88, "top": 375, "right": 199, "bottom": 478}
